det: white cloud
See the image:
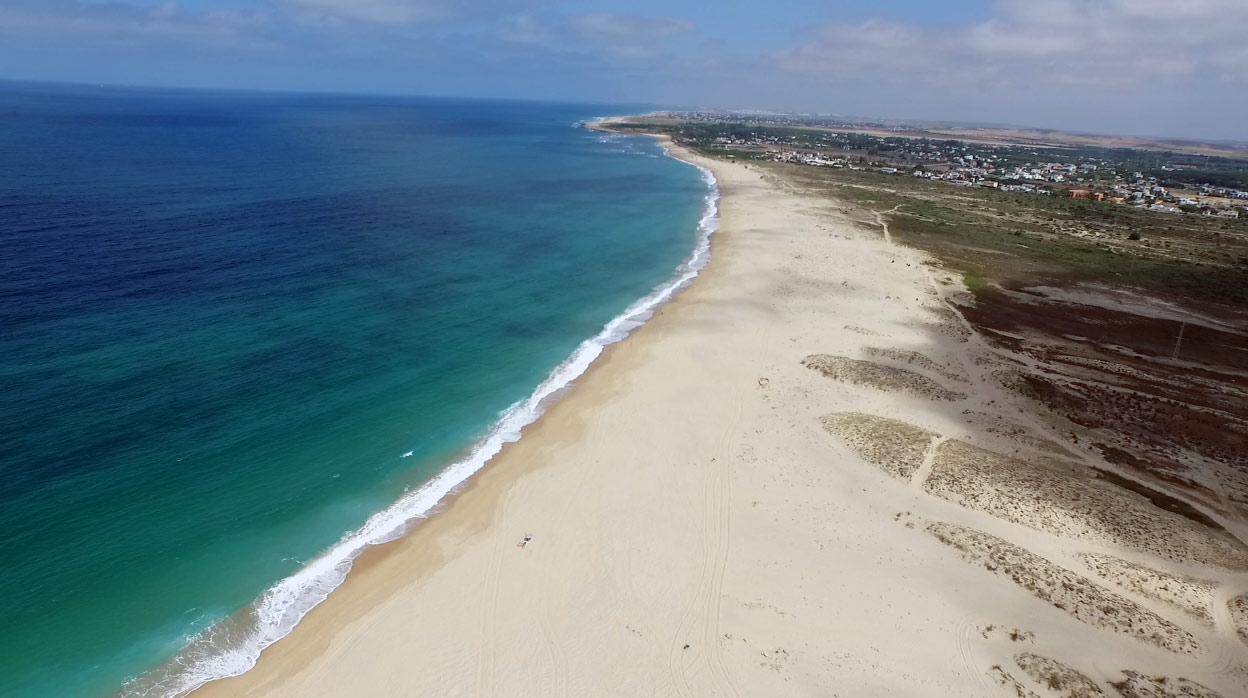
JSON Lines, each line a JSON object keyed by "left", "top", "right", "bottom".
{"left": 498, "top": 14, "right": 558, "bottom": 48}
{"left": 149, "top": 1, "right": 177, "bottom": 22}
{"left": 570, "top": 13, "right": 693, "bottom": 41}
{"left": 774, "top": 0, "right": 1248, "bottom": 87}
{"left": 499, "top": 12, "right": 693, "bottom": 60}
{"left": 281, "top": 0, "right": 450, "bottom": 25}
{"left": 0, "top": 1, "right": 272, "bottom": 47}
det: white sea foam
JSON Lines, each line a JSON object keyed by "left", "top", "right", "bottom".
{"left": 121, "top": 129, "right": 719, "bottom": 698}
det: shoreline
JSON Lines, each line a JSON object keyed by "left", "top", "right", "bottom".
{"left": 189, "top": 120, "right": 1248, "bottom": 698}
{"left": 124, "top": 123, "right": 719, "bottom": 698}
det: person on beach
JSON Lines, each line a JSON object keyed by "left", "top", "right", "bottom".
{"left": 518, "top": 534, "right": 533, "bottom": 548}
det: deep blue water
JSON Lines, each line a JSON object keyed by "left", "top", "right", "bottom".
{"left": 0, "top": 84, "right": 709, "bottom": 697}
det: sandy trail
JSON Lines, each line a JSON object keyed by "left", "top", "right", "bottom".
{"left": 193, "top": 142, "right": 1248, "bottom": 698}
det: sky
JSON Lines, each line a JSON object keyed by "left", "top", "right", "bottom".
{"left": 1, "top": 0, "right": 1246, "bottom": 140}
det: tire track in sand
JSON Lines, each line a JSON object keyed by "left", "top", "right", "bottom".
{"left": 956, "top": 620, "right": 995, "bottom": 696}
{"left": 1202, "top": 582, "right": 1248, "bottom": 673}
{"left": 475, "top": 488, "right": 513, "bottom": 698}
{"left": 705, "top": 383, "right": 743, "bottom": 698}
{"left": 668, "top": 380, "right": 743, "bottom": 698}
{"left": 530, "top": 434, "right": 601, "bottom": 698}
{"left": 666, "top": 473, "right": 710, "bottom": 698}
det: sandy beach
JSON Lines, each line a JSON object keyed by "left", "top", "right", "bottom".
{"left": 194, "top": 133, "right": 1248, "bottom": 698}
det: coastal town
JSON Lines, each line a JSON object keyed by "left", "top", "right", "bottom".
{"left": 635, "top": 112, "right": 1248, "bottom": 219}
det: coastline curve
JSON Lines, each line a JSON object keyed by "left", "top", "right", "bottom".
{"left": 119, "top": 124, "right": 719, "bottom": 698}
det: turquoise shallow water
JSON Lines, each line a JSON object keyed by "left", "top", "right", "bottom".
{"left": 0, "top": 84, "right": 711, "bottom": 697}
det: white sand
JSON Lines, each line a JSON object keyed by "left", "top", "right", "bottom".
{"left": 194, "top": 142, "right": 1248, "bottom": 698}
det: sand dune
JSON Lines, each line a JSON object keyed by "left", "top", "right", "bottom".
{"left": 926, "top": 522, "right": 1201, "bottom": 655}
{"left": 1014, "top": 653, "right": 1107, "bottom": 698}
{"left": 802, "top": 354, "right": 968, "bottom": 401}
{"left": 1080, "top": 554, "right": 1217, "bottom": 627}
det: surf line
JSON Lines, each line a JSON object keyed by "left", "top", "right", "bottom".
{"left": 123, "top": 126, "right": 720, "bottom": 698}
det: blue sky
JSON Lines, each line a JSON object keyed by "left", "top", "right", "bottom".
{"left": 2, "top": 1, "right": 1245, "bottom": 139}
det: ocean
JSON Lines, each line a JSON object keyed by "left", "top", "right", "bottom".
{"left": 0, "top": 83, "right": 716, "bottom": 697}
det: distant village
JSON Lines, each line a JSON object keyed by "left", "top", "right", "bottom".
{"left": 765, "top": 146, "right": 1247, "bottom": 218}
{"left": 658, "top": 115, "right": 1248, "bottom": 220}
